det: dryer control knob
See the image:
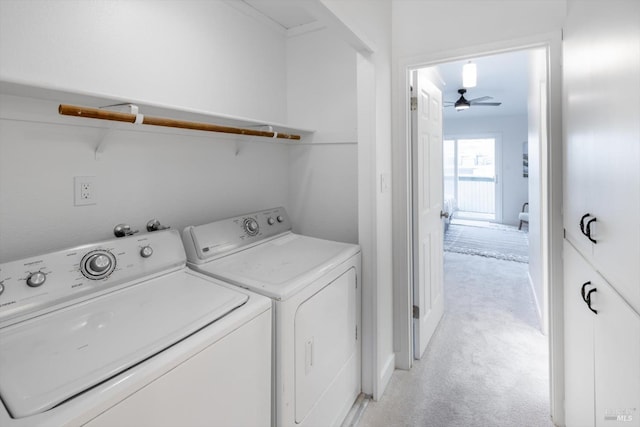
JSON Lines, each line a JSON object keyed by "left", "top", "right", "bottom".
{"left": 267, "top": 217, "right": 275, "bottom": 225}
{"left": 243, "top": 218, "right": 259, "bottom": 236}
{"left": 277, "top": 215, "right": 284, "bottom": 223}
{"left": 26, "top": 271, "right": 46, "bottom": 288}
{"left": 0, "top": 281, "right": 5, "bottom": 295}
{"left": 140, "top": 246, "right": 154, "bottom": 258}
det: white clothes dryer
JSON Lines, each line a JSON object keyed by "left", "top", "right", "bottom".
{"left": 183, "top": 207, "right": 361, "bottom": 427}
{"left": 0, "top": 229, "right": 271, "bottom": 427}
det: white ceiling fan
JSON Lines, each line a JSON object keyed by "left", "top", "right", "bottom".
{"left": 444, "top": 88, "right": 502, "bottom": 111}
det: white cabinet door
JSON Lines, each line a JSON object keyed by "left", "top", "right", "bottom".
{"left": 564, "top": 241, "right": 596, "bottom": 427}
{"left": 593, "top": 281, "right": 640, "bottom": 426}
{"left": 564, "top": 241, "right": 640, "bottom": 427}
{"left": 563, "top": 0, "right": 640, "bottom": 314}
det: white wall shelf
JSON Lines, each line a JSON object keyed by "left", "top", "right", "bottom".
{"left": 0, "top": 80, "right": 315, "bottom": 148}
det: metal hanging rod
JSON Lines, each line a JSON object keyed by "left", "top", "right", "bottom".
{"left": 58, "top": 104, "right": 301, "bottom": 140}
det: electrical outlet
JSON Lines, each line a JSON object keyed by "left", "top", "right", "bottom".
{"left": 74, "top": 176, "right": 96, "bottom": 206}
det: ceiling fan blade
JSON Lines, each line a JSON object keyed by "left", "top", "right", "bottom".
{"left": 472, "top": 102, "right": 502, "bottom": 106}
{"left": 468, "top": 96, "right": 493, "bottom": 103}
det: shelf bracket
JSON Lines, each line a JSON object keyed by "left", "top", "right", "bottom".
{"left": 94, "top": 103, "right": 141, "bottom": 160}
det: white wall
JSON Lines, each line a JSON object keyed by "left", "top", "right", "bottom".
{"left": 0, "top": 0, "right": 287, "bottom": 123}
{"left": 287, "top": 143, "right": 358, "bottom": 244}
{"left": 392, "top": 0, "right": 567, "bottom": 59}
{"left": 286, "top": 28, "right": 358, "bottom": 244}
{"left": 0, "top": 0, "right": 292, "bottom": 261}
{"left": 320, "top": 0, "right": 395, "bottom": 400}
{"left": 0, "top": 97, "right": 290, "bottom": 261}
{"left": 444, "top": 114, "right": 529, "bottom": 226}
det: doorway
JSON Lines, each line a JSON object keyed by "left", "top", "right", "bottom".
{"left": 393, "top": 34, "right": 564, "bottom": 424}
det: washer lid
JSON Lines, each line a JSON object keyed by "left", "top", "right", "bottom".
{"left": 194, "top": 234, "right": 360, "bottom": 300}
{"left": 0, "top": 269, "right": 248, "bottom": 419}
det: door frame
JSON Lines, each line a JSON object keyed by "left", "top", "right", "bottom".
{"left": 391, "top": 31, "right": 564, "bottom": 424}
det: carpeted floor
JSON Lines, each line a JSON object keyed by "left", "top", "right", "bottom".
{"left": 356, "top": 252, "right": 552, "bottom": 427}
{"left": 444, "top": 222, "right": 529, "bottom": 263}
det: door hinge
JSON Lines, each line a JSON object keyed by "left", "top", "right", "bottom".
{"left": 413, "top": 305, "right": 420, "bottom": 319}
{"left": 410, "top": 96, "right": 418, "bottom": 111}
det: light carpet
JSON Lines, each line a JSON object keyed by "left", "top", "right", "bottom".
{"left": 356, "top": 252, "right": 552, "bottom": 427}
{"left": 444, "top": 223, "right": 529, "bottom": 263}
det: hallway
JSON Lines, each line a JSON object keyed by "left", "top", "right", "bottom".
{"left": 357, "top": 252, "right": 551, "bottom": 427}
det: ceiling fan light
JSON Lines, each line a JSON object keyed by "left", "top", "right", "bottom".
{"left": 463, "top": 62, "right": 477, "bottom": 88}
{"left": 455, "top": 103, "right": 470, "bottom": 111}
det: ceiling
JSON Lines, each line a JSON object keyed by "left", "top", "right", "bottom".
{"left": 234, "top": 1, "right": 531, "bottom": 121}
{"left": 435, "top": 50, "right": 531, "bottom": 120}
{"left": 240, "top": 0, "right": 318, "bottom": 31}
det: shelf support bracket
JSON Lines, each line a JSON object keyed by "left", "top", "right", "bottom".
{"left": 94, "top": 103, "right": 141, "bottom": 160}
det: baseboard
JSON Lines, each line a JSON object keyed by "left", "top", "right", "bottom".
{"left": 375, "top": 353, "right": 395, "bottom": 401}
{"left": 527, "top": 270, "right": 546, "bottom": 334}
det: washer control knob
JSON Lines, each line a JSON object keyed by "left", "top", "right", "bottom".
{"left": 267, "top": 217, "right": 275, "bottom": 225}
{"left": 140, "top": 246, "right": 154, "bottom": 258}
{"left": 277, "top": 215, "right": 284, "bottom": 223}
{"left": 0, "top": 281, "right": 5, "bottom": 295}
{"left": 243, "top": 218, "right": 259, "bottom": 236}
{"left": 89, "top": 254, "right": 111, "bottom": 273}
{"left": 81, "top": 250, "right": 116, "bottom": 280}
{"left": 26, "top": 271, "right": 46, "bottom": 288}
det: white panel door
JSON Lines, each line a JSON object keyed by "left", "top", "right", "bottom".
{"left": 563, "top": 241, "right": 596, "bottom": 427}
{"left": 564, "top": 240, "right": 640, "bottom": 427}
{"left": 294, "top": 269, "right": 357, "bottom": 423}
{"left": 593, "top": 280, "right": 640, "bottom": 426}
{"left": 412, "top": 70, "right": 444, "bottom": 359}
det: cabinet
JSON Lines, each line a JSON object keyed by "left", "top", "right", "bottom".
{"left": 564, "top": 241, "right": 640, "bottom": 427}
{"left": 562, "top": 0, "right": 640, "bottom": 314}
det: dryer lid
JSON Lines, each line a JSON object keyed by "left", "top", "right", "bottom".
{"left": 194, "top": 234, "right": 360, "bottom": 300}
{"left": 0, "top": 269, "right": 248, "bottom": 419}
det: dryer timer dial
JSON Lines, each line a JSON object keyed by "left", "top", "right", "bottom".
{"left": 243, "top": 218, "right": 260, "bottom": 236}
{"left": 81, "top": 250, "right": 117, "bottom": 280}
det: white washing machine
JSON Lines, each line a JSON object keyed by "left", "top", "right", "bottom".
{"left": 0, "top": 229, "right": 272, "bottom": 427}
{"left": 183, "top": 207, "right": 361, "bottom": 427}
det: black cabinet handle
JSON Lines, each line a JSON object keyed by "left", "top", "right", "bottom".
{"left": 580, "top": 281, "right": 598, "bottom": 315}
{"left": 585, "top": 288, "right": 598, "bottom": 315}
{"left": 581, "top": 281, "right": 591, "bottom": 302}
{"left": 585, "top": 217, "right": 597, "bottom": 244}
{"left": 580, "top": 213, "right": 591, "bottom": 235}
{"left": 579, "top": 213, "right": 598, "bottom": 244}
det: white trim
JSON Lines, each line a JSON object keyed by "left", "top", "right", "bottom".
{"left": 377, "top": 353, "right": 396, "bottom": 401}
{"left": 357, "top": 53, "right": 377, "bottom": 398}
{"left": 391, "top": 31, "right": 564, "bottom": 425}
{"left": 528, "top": 271, "right": 545, "bottom": 333}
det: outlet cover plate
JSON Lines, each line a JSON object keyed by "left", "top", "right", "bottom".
{"left": 74, "top": 176, "right": 96, "bottom": 206}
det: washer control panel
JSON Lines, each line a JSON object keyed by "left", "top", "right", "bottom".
{"left": 184, "top": 207, "right": 292, "bottom": 262}
{"left": 0, "top": 230, "right": 186, "bottom": 326}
